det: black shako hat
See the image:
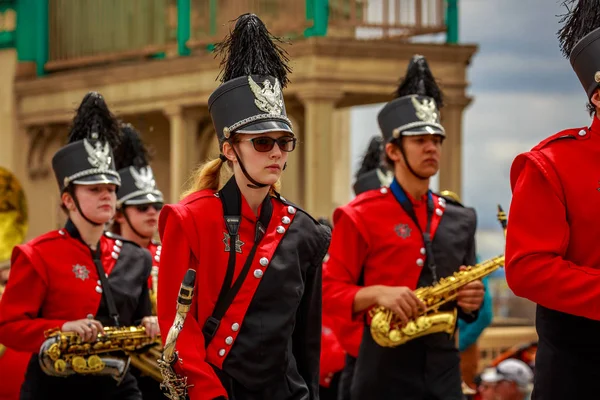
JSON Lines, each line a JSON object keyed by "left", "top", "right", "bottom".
{"left": 208, "top": 13, "right": 293, "bottom": 148}
{"left": 558, "top": 0, "right": 600, "bottom": 99}
{"left": 377, "top": 55, "right": 445, "bottom": 143}
{"left": 51, "top": 92, "right": 121, "bottom": 192}
{"left": 114, "top": 123, "right": 163, "bottom": 207}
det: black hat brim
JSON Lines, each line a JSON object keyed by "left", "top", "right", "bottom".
{"left": 401, "top": 125, "right": 445, "bottom": 137}
{"left": 72, "top": 173, "right": 121, "bottom": 187}
{"left": 235, "top": 120, "right": 294, "bottom": 135}
{"left": 121, "top": 192, "right": 164, "bottom": 206}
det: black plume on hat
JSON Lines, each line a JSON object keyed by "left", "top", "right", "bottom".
{"left": 214, "top": 13, "right": 291, "bottom": 87}
{"left": 395, "top": 55, "right": 443, "bottom": 108}
{"left": 68, "top": 92, "right": 120, "bottom": 148}
{"left": 356, "top": 136, "right": 384, "bottom": 179}
{"left": 557, "top": 0, "right": 600, "bottom": 58}
{"left": 115, "top": 123, "right": 150, "bottom": 170}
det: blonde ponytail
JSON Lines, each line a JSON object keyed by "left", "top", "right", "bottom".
{"left": 180, "top": 158, "right": 224, "bottom": 199}
{"left": 181, "top": 158, "right": 284, "bottom": 200}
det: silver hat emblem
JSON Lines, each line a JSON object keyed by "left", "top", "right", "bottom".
{"left": 411, "top": 96, "right": 439, "bottom": 124}
{"left": 130, "top": 166, "right": 156, "bottom": 192}
{"left": 248, "top": 76, "right": 283, "bottom": 115}
{"left": 83, "top": 138, "right": 112, "bottom": 171}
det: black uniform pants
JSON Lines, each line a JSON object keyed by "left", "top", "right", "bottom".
{"left": 532, "top": 338, "right": 600, "bottom": 400}
{"left": 351, "top": 327, "right": 462, "bottom": 400}
{"left": 337, "top": 355, "right": 356, "bottom": 400}
{"left": 20, "top": 355, "right": 142, "bottom": 400}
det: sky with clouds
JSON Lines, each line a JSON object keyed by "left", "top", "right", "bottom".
{"left": 348, "top": 0, "right": 591, "bottom": 261}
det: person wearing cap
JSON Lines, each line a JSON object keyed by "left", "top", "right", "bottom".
{"left": 111, "top": 123, "right": 164, "bottom": 399}
{"left": 156, "top": 14, "right": 330, "bottom": 400}
{"left": 112, "top": 123, "right": 164, "bottom": 311}
{"left": 322, "top": 54, "right": 484, "bottom": 400}
{"left": 478, "top": 359, "right": 533, "bottom": 400}
{"left": 505, "top": 2, "right": 600, "bottom": 398}
{"left": 0, "top": 92, "right": 158, "bottom": 400}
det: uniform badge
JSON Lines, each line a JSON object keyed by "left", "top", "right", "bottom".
{"left": 223, "top": 232, "right": 244, "bottom": 253}
{"left": 248, "top": 76, "right": 283, "bottom": 115}
{"left": 72, "top": 264, "right": 90, "bottom": 281}
{"left": 395, "top": 224, "right": 412, "bottom": 239}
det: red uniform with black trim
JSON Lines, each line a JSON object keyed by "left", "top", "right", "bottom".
{"left": 323, "top": 185, "right": 477, "bottom": 400}
{"left": 157, "top": 189, "right": 330, "bottom": 400}
{"left": 0, "top": 222, "right": 152, "bottom": 399}
{"left": 506, "top": 116, "right": 600, "bottom": 399}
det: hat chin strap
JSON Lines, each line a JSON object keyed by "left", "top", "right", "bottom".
{"left": 230, "top": 146, "right": 269, "bottom": 189}
{"left": 399, "top": 141, "right": 429, "bottom": 181}
{"left": 68, "top": 187, "right": 103, "bottom": 227}
{"left": 122, "top": 206, "right": 151, "bottom": 239}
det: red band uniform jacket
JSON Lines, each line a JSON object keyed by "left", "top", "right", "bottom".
{"left": 506, "top": 116, "right": 600, "bottom": 399}
{"left": 0, "top": 220, "right": 152, "bottom": 400}
{"left": 322, "top": 186, "right": 477, "bottom": 400}
{"left": 157, "top": 189, "right": 331, "bottom": 400}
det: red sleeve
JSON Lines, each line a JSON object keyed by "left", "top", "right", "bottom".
{"left": 322, "top": 208, "right": 369, "bottom": 323}
{"left": 157, "top": 205, "right": 228, "bottom": 400}
{"left": 0, "top": 248, "right": 68, "bottom": 352}
{"left": 506, "top": 155, "right": 600, "bottom": 320}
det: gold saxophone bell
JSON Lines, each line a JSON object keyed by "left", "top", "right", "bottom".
{"left": 369, "top": 203, "right": 508, "bottom": 347}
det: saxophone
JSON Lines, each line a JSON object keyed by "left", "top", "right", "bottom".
{"left": 39, "top": 325, "right": 161, "bottom": 382}
{"left": 158, "top": 268, "right": 196, "bottom": 400}
{"left": 369, "top": 205, "right": 508, "bottom": 348}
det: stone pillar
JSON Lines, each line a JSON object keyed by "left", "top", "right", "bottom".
{"left": 439, "top": 95, "right": 471, "bottom": 198}
{"left": 296, "top": 89, "right": 343, "bottom": 220}
{"left": 164, "top": 105, "right": 192, "bottom": 203}
{"left": 0, "top": 49, "right": 17, "bottom": 171}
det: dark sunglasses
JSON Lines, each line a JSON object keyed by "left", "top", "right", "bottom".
{"left": 241, "top": 136, "right": 297, "bottom": 153}
{"left": 133, "top": 203, "right": 163, "bottom": 212}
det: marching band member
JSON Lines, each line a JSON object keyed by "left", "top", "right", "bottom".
{"left": 0, "top": 92, "right": 158, "bottom": 400}
{"left": 113, "top": 124, "right": 164, "bottom": 399}
{"left": 505, "top": 1, "right": 600, "bottom": 398}
{"left": 157, "top": 14, "right": 331, "bottom": 400}
{"left": 322, "top": 55, "right": 484, "bottom": 399}
{"left": 113, "top": 123, "right": 164, "bottom": 306}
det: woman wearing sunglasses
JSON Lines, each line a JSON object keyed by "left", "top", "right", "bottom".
{"left": 0, "top": 92, "right": 156, "bottom": 400}
{"left": 113, "top": 124, "right": 164, "bottom": 297}
{"left": 112, "top": 123, "right": 163, "bottom": 400}
{"left": 156, "top": 14, "right": 331, "bottom": 400}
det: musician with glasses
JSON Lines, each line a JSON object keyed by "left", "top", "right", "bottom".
{"left": 112, "top": 123, "right": 163, "bottom": 399}
{"left": 0, "top": 92, "right": 157, "bottom": 400}
{"left": 156, "top": 14, "right": 330, "bottom": 400}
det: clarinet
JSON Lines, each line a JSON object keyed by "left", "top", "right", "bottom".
{"left": 158, "top": 269, "right": 196, "bottom": 400}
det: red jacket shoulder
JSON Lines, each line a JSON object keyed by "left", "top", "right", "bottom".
{"left": 510, "top": 126, "right": 591, "bottom": 191}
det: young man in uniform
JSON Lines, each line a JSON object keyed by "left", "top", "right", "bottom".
{"left": 322, "top": 55, "right": 485, "bottom": 399}
{"left": 505, "top": 2, "right": 600, "bottom": 398}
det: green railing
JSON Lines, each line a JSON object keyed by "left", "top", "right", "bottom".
{"left": 10, "top": 0, "right": 456, "bottom": 76}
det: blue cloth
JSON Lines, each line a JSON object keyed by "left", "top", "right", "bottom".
{"left": 458, "top": 272, "right": 493, "bottom": 352}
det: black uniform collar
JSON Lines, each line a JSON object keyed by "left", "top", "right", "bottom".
{"left": 64, "top": 219, "right": 100, "bottom": 250}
